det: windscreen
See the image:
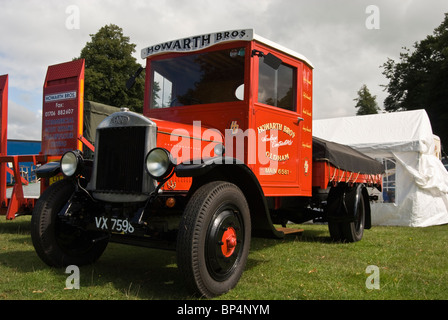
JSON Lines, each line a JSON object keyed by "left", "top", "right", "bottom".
{"left": 150, "top": 47, "right": 246, "bottom": 108}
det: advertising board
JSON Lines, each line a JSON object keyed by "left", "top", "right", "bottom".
{"left": 42, "top": 60, "right": 84, "bottom": 156}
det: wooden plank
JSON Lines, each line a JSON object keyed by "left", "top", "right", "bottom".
{"left": 276, "top": 227, "right": 304, "bottom": 235}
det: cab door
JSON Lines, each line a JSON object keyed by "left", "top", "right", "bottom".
{"left": 250, "top": 46, "right": 307, "bottom": 196}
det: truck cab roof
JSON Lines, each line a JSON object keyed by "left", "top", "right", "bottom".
{"left": 141, "top": 29, "right": 313, "bottom": 68}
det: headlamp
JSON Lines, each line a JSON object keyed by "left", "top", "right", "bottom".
{"left": 145, "top": 148, "right": 174, "bottom": 180}
{"left": 60, "top": 150, "right": 83, "bottom": 177}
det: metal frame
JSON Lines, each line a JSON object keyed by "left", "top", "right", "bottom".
{"left": 0, "top": 60, "right": 86, "bottom": 220}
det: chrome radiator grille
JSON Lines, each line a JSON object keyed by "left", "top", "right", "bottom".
{"left": 95, "top": 126, "right": 146, "bottom": 193}
{"left": 89, "top": 110, "right": 157, "bottom": 202}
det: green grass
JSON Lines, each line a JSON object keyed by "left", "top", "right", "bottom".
{"left": 224, "top": 224, "right": 448, "bottom": 300}
{"left": 1, "top": 216, "right": 447, "bottom": 300}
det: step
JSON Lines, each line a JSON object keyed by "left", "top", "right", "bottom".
{"left": 276, "top": 227, "right": 304, "bottom": 235}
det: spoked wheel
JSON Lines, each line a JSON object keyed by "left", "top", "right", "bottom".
{"left": 31, "top": 179, "right": 108, "bottom": 267}
{"left": 177, "top": 181, "right": 251, "bottom": 298}
{"left": 327, "top": 183, "right": 366, "bottom": 242}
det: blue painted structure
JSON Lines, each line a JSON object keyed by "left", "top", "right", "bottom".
{"left": 6, "top": 140, "right": 42, "bottom": 183}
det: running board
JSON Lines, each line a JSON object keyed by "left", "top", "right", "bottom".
{"left": 276, "top": 227, "right": 304, "bottom": 235}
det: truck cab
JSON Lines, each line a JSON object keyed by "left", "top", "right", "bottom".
{"left": 143, "top": 29, "right": 314, "bottom": 197}
{"left": 31, "top": 29, "right": 383, "bottom": 298}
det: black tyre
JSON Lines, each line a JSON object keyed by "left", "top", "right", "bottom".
{"left": 31, "top": 179, "right": 108, "bottom": 267}
{"left": 177, "top": 181, "right": 251, "bottom": 298}
{"left": 327, "top": 185, "right": 344, "bottom": 241}
{"left": 341, "top": 184, "right": 365, "bottom": 242}
{"left": 327, "top": 184, "right": 365, "bottom": 242}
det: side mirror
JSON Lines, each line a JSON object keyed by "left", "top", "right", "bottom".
{"left": 263, "top": 53, "right": 282, "bottom": 70}
{"left": 252, "top": 50, "right": 283, "bottom": 70}
{"left": 126, "top": 66, "right": 144, "bottom": 90}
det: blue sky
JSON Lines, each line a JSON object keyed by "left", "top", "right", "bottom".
{"left": 1, "top": 0, "right": 447, "bottom": 140}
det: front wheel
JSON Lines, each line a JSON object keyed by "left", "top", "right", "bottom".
{"left": 31, "top": 179, "right": 108, "bottom": 267}
{"left": 176, "top": 181, "right": 251, "bottom": 298}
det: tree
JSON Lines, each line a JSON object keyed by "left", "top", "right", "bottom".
{"left": 354, "top": 84, "right": 379, "bottom": 115}
{"left": 381, "top": 13, "right": 448, "bottom": 149}
{"left": 77, "top": 24, "right": 145, "bottom": 113}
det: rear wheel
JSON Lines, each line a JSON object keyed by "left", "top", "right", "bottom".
{"left": 177, "top": 181, "right": 251, "bottom": 298}
{"left": 31, "top": 179, "right": 108, "bottom": 267}
{"left": 327, "top": 184, "right": 365, "bottom": 242}
{"left": 341, "top": 185, "right": 365, "bottom": 242}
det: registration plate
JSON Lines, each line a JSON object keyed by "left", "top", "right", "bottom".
{"left": 49, "top": 174, "right": 64, "bottom": 185}
{"left": 94, "top": 217, "right": 135, "bottom": 234}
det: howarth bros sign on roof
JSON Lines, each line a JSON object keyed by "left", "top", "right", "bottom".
{"left": 141, "top": 29, "right": 252, "bottom": 58}
{"left": 140, "top": 28, "right": 314, "bottom": 68}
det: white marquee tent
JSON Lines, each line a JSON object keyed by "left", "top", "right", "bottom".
{"left": 313, "top": 109, "right": 448, "bottom": 227}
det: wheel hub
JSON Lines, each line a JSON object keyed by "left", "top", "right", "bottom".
{"left": 206, "top": 207, "right": 244, "bottom": 281}
{"left": 221, "top": 227, "right": 237, "bottom": 257}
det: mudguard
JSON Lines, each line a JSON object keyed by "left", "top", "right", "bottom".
{"left": 175, "top": 157, "right": 285, "bottom": 239}
{"left": 35, "top": 162, "right": 61, "bottom": 179}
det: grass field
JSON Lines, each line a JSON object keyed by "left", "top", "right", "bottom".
{"left": 1, "top": 215, "right": 447, "bottom": 300}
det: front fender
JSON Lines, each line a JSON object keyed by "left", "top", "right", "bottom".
{"left": 35, "top": 158, "right": 93, "bottom": 180}
{"left": 175, "top": 157, "right": 284, "bottom": 239}
{"left": 174, "top": 156, "right": 243, "bottom": 177}
{"left": 35, "top": 162, "right": 61, "bottom": 179}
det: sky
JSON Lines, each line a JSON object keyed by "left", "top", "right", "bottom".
{"left": 1, "top": 0, "right": 447, "bottom": 141}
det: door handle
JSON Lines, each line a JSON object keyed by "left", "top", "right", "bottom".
{"left": 296, "top": 117, "right": 304, "bottom": 124}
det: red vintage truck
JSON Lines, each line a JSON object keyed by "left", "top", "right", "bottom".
{"left": 31, "top": 29, "right": 383, "bottom": 298}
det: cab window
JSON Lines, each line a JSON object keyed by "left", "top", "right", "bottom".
{"left": 258, "top": 58, "right": 296, "bottom": 111}
{"left": 150, "top": 47, "right": 246, "bottom": 108}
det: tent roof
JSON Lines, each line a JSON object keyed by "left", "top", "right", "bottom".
{"left": 313, "top": 109, "right": 436, "bottom": 154}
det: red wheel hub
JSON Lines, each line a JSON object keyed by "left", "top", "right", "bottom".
{"left": 221, "top": 227, "right": 237, "bottom": 257}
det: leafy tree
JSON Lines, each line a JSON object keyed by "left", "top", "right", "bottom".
{"left": 354, "top": 84, "right": 380, "bottom": 115}
{"left": 381, "top": 13, "right": 448, "bottom": 149}
{"left": 78, "top": 24, "right": 145, "bottom": 113}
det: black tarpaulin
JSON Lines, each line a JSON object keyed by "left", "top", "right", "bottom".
{"left": 312, "top": 137, "right": 384, "bottom": 175}
{"left": 83, "top": 100, "right": 120, "bottom": 158}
